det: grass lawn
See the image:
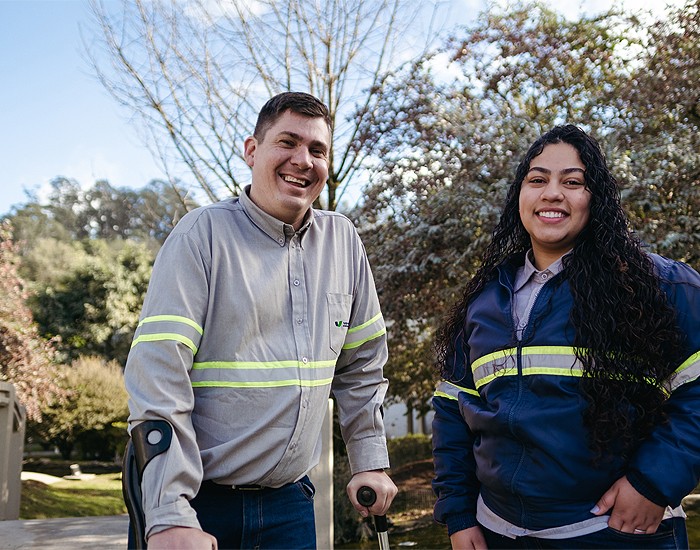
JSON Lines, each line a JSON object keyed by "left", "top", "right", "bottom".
{"left": 20, "top": 473, "right": 126, "bottom": 519}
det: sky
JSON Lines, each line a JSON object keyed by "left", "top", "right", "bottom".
{"left": 0, "top": 0, "right": 687, "bottom": 218}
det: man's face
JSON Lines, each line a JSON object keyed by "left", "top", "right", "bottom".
{"left": 244, "top": 110, "right": 331, "bottom": 229}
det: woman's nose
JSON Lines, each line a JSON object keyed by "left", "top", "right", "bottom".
{"left": 541, "top": 180, "right": 564, "bottom": 200}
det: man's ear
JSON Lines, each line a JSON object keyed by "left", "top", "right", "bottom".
{"left": 244, "top": 136, "right": 257, "bottom": 168}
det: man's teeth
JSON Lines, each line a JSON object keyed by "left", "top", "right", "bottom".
{"left": 538, "top": 211, "right": 565, "bottom": 218}
{"left": 284, "top": 175, "right": 306, "bottom": 186}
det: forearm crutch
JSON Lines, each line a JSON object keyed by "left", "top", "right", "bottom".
{"left": 121, "top": 420, "right": 173, "bottom": 550}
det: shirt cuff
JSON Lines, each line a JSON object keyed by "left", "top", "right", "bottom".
{"left": 145, "top": 499, "right": 202, "bottom": 540}
{"left": 345, "top": 435, "right": 390, "bottom": 475}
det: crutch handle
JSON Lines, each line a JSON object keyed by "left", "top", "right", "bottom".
{"left": 357, "top": 485, "right": 378, "bottom": 507}
{"left": 357, "top": 485, "right": 390, "bottom": 548}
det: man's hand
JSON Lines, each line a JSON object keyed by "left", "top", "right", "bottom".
{"left": 449, "top": 526, "right": 488, "bottom": 550}
{"left": 591, "top": 476, "right": 664, "bottom": 534}
{"left": 346, "top": 469, "right": 398, "bottom": 517}
{"left": 147, "top": 526, "right": 218, "bottom": 549}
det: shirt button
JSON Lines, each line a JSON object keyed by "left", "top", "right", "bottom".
{"left": 278, "top": 237, "right": 284, "bottom": 245}
{"left": 301, "top": 357, "right": 308, "bottom": 364}
{"left": 293, "top": 280, "right": 300, "bottom": 286}
{"left": 296, "top": 318, "right": 303, "bottom": 325}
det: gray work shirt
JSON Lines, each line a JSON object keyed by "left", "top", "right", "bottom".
{"left": 512, "top": 251, "right": 567, "bottom": 340}
{"left": 125, "top": 187, "right": 390, "bottom": 537}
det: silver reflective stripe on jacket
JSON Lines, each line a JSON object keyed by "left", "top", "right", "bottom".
{"left": 453, "top": 345, "right": 699, "bottom": 394}
{"left": 471, "top": 346, "right": 583, "bottom": 389}
{"left": 434, "top": 380, "right": 479, "bottom": 400}
{"left": 668, "top": 351, "right": 700, "bottom": 392}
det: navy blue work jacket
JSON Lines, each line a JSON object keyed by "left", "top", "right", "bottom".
{"left": 432, "top": 253, "right": 700, "bottom": 535}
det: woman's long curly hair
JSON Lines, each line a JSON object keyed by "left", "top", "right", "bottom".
{"left": 434, "top": 124, "right": 684, "bottom": 458}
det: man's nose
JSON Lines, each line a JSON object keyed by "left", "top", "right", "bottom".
{"left": 291, "top": 147, "right": 313, "bottom": 169}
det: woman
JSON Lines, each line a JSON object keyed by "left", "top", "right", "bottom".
{"left": 431, "top": 125, "right": 700, "bottom": 549}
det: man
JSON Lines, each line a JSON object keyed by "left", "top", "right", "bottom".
{"left": 125, "top": 92, "right": 397, "bottom": 549}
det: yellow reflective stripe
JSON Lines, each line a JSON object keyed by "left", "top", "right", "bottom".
{"left": 521, "top": 345, "right": 578, "bottom": 356}
{"left": 476, "top": 370, "right": 507, "bottom": 389}
{"left": 472, "top": 346, "right": 578, "bottom": 371}
{"left": 668, "top": 351, "right": 700, "bottom": 392}
{"left": 434, "top": 380, "right": 479, "bottom": 400}
{"left": 192, "top": 378, "right": 334, "bottom": 389}
{"left": 139, "top": 314, "right": 203, "bottom": 335}
{"left": 192, "top": 360, "right": 336, "bottom": 370}
{"left": 347, "top": 312, "right": 382, "bottom": 334}
{"left": 473, "top": 347, "right": 582, "bottom": 389}
{"left": 675, "top": 351, "right": 700, "bottom": 376}
{"left": 131, "top": 333, "right": 198, "bottom": 354}
{"left": 342, "top": 328, "right": 386, "bottom": 350}
{"left": 471, "top": 348, "right": 516, "bottom": 371}
{"left": 472, "top": 346, "right": 674, "bottom": 395}
{"left": 434, "top": 390, "right": 453, "bottom": 400}
{"left": 190, "top": 360, "right": 335, "bottom": 387}
{"left": 524, "top": 367, "right": 583, "bottom": 377}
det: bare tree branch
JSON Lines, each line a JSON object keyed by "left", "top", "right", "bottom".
{"left": 84, "top": 0, "right": 448, "bottom": 210}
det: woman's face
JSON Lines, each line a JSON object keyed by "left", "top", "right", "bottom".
{"left": 519, "top": 142, "right": 591, "bottom": 270}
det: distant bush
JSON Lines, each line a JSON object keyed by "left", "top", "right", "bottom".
{"left": 28, "top": 355, "right": 129, "bottom": 460}
{"left": 388, "top": 433, "right": 432, "bottom": 470}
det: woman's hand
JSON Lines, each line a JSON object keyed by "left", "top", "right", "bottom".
{"left": 591, "top": 476, "right": 664, "bottom": 534}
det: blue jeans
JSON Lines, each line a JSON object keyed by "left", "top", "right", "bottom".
{"left": 482, "top": 517, "right": 688, "bottom": 549}
{"left": 190, "top": 476, "right": 317, "bottom": 549}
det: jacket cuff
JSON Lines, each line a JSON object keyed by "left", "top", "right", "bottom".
{"left": 626, "top": 470, "right": 668, "bottom": 507}
{"left": 446, "top": 512, "right": 480, "bottom": 536}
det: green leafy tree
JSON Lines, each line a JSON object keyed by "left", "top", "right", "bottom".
{"left": 0, "top": 222, "right": 62, "bottom": 422}
{"left": 3, "top": 178, "right": 195, "bottom": 367}
{"left": 86, "top": 0, "right": 446, "bottom": 209}
{"left": 354, "top": 2, "right": 637, "bottom": 409}
{"left": 32, "top": 356, "right": 129, "bottom": 459}
{"left": 612, "top": 0, "right": 700, "bottom": 268}
{"left": 5, "top": 177, "right": 198, "bottom": 246}
{"left": 132, "top": 179, "right": 200, "bottom": 243}
{"left": 30, "top": 239, "right": 154, "bottom": 365}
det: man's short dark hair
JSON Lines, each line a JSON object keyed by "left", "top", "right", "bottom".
{"left": 253, "top": 92, "right": 332, "bottom": 141}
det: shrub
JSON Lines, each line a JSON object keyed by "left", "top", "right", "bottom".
{"left": 388, "top": 433, "right": 433, "bottom": 470}
{"left": 29, "top": 356, "right": 129, "bottom": 459}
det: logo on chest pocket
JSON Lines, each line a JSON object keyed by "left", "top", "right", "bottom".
{"left": 327, "top": 293, "right": 352, "bottom": 354}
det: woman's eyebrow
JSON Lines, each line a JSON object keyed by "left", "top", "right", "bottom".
{"left": 527, "top": 166, "right": 585, "bottom": 175}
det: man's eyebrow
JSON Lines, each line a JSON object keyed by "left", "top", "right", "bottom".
{"left": 527, "top": 166, "right": 585, "bottom": 175}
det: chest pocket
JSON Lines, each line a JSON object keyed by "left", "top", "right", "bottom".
{"left": 327, "top": 293, "right": 352, "bottom": 355}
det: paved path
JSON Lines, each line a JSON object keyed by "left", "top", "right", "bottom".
{"left": 0, "top": 515, "right": 128, "bottom": 549}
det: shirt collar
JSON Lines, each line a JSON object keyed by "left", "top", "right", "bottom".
{"left": 513, "top": 250, "right": 569, "bottom": 292}
{"left": 239, "top": 185, "right": 314, "bottom": 246}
